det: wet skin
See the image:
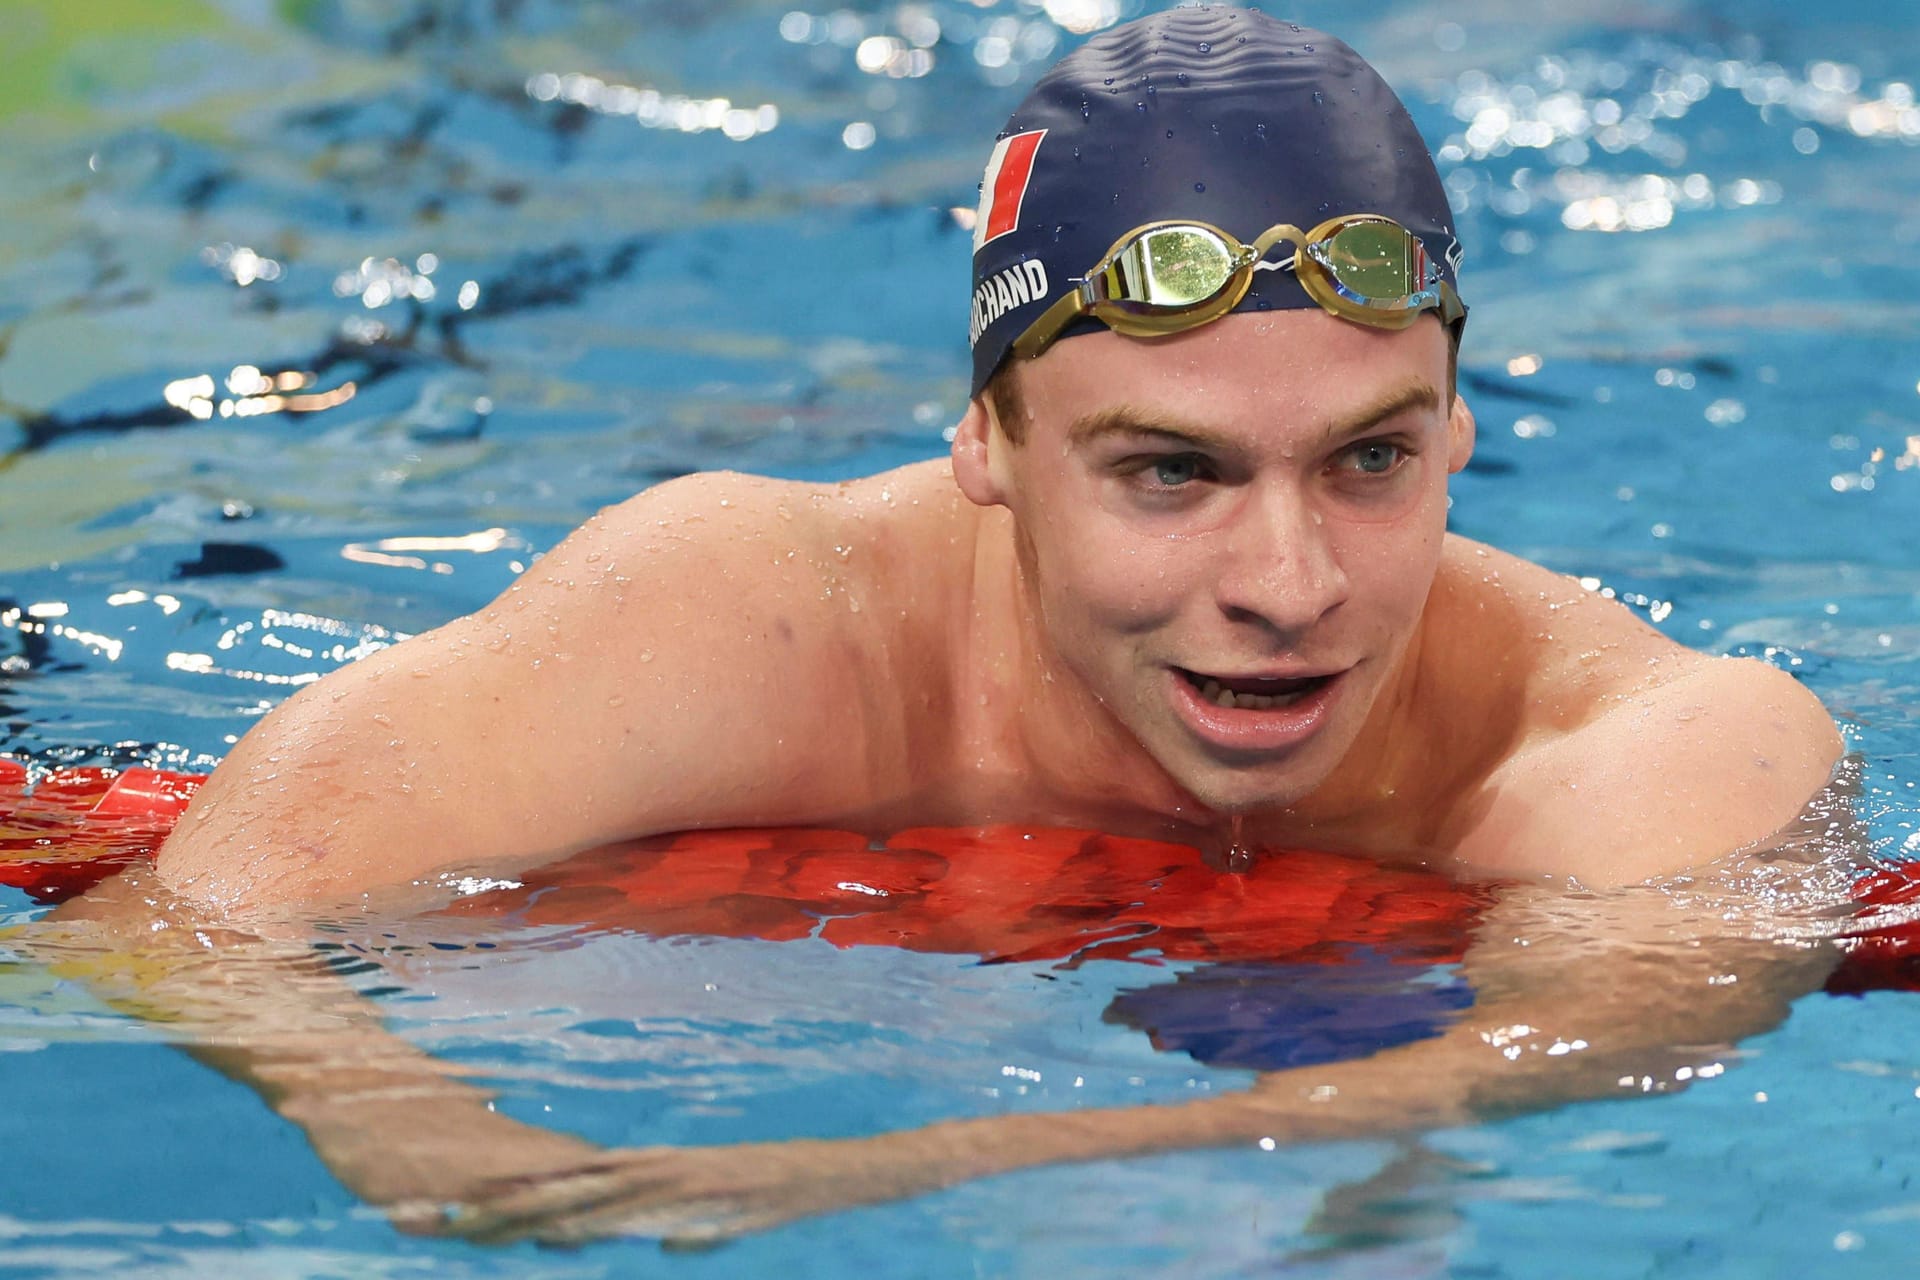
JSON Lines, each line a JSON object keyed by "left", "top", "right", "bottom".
{"left": 67, "top": 305, "right": 1850, "bottom": 1245}
{"left": 155, "top": 308, "right": 1841, "bottom": 903}
{"left": 951, "top": 309, "right": 1474, "bottom": 828}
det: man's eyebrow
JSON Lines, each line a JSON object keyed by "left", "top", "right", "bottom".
{"left": 1066, "top": 406, "right": 1235, "bottom": 450}
{"left": 1319, "top": 379, "right": 1441, "bottom": 445}
{"left": 1065, "top": 379, "right": 1442, "bottom": 451}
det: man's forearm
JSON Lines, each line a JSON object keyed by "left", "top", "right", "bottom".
{"left": 18, "top": 868, "right": 603, "bottom": 1212}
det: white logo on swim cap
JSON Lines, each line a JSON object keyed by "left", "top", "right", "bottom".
{"left": 969, "top": 259, "right": 1050, "bottom": 347}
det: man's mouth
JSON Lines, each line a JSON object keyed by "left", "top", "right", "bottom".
{"left": 1175, "top": 668, "right": 1338, "bottom": 711}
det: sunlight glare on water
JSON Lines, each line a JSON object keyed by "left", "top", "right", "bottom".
{"left": 0, "top": 0, "right": 1918, "bottom": 1275}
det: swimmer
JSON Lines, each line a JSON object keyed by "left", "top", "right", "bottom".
{"left": 44, "top": 6, "right": 1847, "bottom": 1244}
{"left": 156, "top": 11, "right": 1835, "bottom": 906}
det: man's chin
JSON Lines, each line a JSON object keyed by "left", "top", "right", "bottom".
{"left": 1145, "top": 738, "right": 1341, "bottom": 818}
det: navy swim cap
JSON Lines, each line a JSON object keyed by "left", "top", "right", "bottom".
{"left": 967, "top": 6, "right": 1464, "bottom": 397}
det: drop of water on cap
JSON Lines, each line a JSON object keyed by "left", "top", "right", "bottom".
{"left": 1312, "top": 91, "right": 1324, "bottom": 105}
{"left": 1103, "top": 77, "right": 1114, "bottom": 86}
{"left": 1136, "top": 101, "right": 1147, "bottom": 112}
{"left": 1194, "top": 182, "right": 1206, "bottom": 192}
{"left": 1176, "top": 72, "right": 1189, "bottom": 85}
{"left": 1197, "top": 41, "right": 1212, "bottom": 52}
{"left": 1304, "top": 44, "right": 1315, "bottom": 52}
{"left": 1255, "top": 123, "right": 1268, "bottom": 140}
{"left": 1165, "top": 128, "right": 1174, "bottom": 138}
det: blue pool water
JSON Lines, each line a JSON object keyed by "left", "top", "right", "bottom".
{"left": 2, "top": 0, "right": 1919, "bottom": 1274}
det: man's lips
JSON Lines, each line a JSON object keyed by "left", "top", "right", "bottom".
{"left": 1168, "top": 665, "right": 1347, "bottom": 751}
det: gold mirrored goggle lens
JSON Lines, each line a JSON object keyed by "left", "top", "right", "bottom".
{"left": 1301, "top": 218, "right": 1436, "bottom": 313}
{"left": 1100, "top": 225, "right": 1243, "bottom": 313}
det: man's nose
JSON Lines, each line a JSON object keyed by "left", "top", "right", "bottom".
{"left": 1212, "top": 488, "right": 1351, "bottom": 634}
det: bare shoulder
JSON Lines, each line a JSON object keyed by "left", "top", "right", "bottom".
{"left": 1433, "top": 537, "right": 1841, "bottom": 884}
{"left": 158, "top": 459, "right": 977, "bottom": 905}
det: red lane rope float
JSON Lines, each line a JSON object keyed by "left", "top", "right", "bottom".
{"left": 2, "top": 759, "right": 1917, "bottom": 993}
{"left": 436, "top": 825, "right": 1499, "bottom": 968}
{"left": 0, "top": 762, "right": 203, "bottom": 903}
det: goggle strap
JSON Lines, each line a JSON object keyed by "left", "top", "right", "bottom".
{"left": 1008, "top": 288, "right": 1091, "bottom": 362}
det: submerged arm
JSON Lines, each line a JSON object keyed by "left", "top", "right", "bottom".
{"left": 19, "top": 869, "right": 609, "bottom": 1222}
{"left": 443, "top": 870, "right": 1845, "bottom": 1245}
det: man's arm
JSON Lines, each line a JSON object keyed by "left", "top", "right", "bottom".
{"left": 1418, "top": 542, "right": 1843, "bottom": 887}
{"left": 1459, "top": 654, "right": 1843, "bottom": 884}
{"left": 21, "top": 868, "right": 615, "bottom": 1222}
{"left": 156, "top": 472, "right": 884, "bottom": 907}
{"left": 437, "top": 867, "right": 1844, "bottom": 1245}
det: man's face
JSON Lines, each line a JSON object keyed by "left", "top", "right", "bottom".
{"left": 962, "top": 309, "right": 1473, "bottom": 815}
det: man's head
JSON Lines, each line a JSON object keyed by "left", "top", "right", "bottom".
{"left": 951, "top": 8, "right": 1475, "bottom": 816}
{"left": 964, "top": 6, "right": 1465, "bottom": 400}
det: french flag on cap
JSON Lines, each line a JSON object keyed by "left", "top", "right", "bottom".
{"left": 973, "top": 129, "right": 1046, "bottom": 253}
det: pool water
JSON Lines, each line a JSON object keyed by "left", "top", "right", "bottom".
{"left": 2, "top": 0, "right": 1919, "bottom": 1275}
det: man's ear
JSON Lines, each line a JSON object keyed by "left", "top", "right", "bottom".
{"left": 1446, "top": 393, "right": 1476, "bottom": 475}
{"left": 951, "top": 396, "right": 1011, "bottom": 507}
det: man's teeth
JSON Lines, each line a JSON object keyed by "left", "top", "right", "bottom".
{"left": 1197, "top": 677, "right": 1310, "bottom": 711}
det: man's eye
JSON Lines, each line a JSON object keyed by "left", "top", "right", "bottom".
{"left": 1343, "top": 442, "right": 1403, "bottom": 475}
{"left": 1149, "top": 455, "right": 1205, "bottom": 487}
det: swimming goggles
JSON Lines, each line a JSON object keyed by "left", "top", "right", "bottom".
{"left": 1009, "top": 213, "right": 1465, "bottom": 360}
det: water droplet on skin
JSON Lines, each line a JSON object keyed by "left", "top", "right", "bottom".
{"left": 1224, "top": 814, "right": 1253, "bottom": 872}
{"left": 608, "top": 695, "right": 627, "bottom": 708}
{"left": 638, "top": 649, "right": 655, "bottom": 663}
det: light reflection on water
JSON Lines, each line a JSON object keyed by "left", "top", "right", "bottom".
{"left": 0, "top": 0, "right": 1917, "bottom": 1273}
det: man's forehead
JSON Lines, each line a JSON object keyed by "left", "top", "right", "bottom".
{"left": 1063, "top": 379, "right": 1442, "bottom": 452}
